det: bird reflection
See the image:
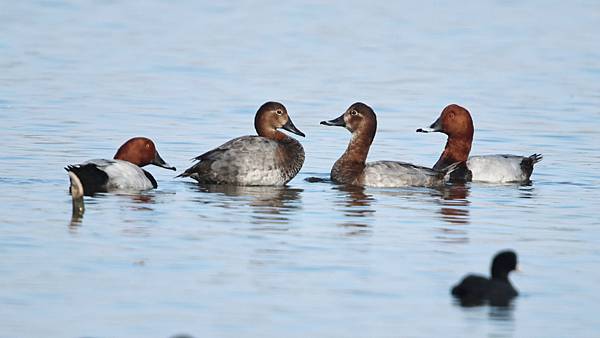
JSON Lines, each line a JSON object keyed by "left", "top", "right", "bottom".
{"left": 452, "top": 299, "right": 516, "bottom": 333}
{"left": 488, "top": 302, "right": 516, "bottom": 321}
{"left": 434, "top": 183, "right": 471, "bottom": 243}
{"left": 518, "top": 182, "right": 536, "bottom": 199}
{"left": 67, "top": 190, "right": 157, "bottom": 230}
{"left": 192, "top": 183, "right": 302, "bottom": 226}
{"left": 122, "top": 193, "right": 156, "bottom": 211}
{"left": 436, "top": 183, "right": 470, "bottom": 224}
{"left": 67, "top": 172, "right": 85, "bottom": 228}
{"left": 332, "top": 185, "right": 375, "bottom": 232}
{"left": 69, "top": 195, "right": 85, "bottom": 228}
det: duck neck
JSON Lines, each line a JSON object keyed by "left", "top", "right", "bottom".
{"left": 332, "top": 130, "right": 374, "bottom": 183}
{"left": 433, "top": 136, "right": 472, "bottom": 170}
{"left": 258, "top": 128, "right": 289, "bottom": 142}
{"left": 342, "top": 131, "right": 373, "bottom": 163}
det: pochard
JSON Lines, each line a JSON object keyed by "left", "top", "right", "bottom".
{"left": 65, "top": 137, "right": 175, "bottom": 196}
{"left": 417, "top": 104, "right": 542, "bottom": 183}
{"left": 177, "top": 102, "right": 305, "bottom": 186}
{"left": 321, "top": 102, "right": 460, "bottom": 187}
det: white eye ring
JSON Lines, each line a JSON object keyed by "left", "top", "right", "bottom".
{"left": 350, "top": 110, "right": 358, "bottom": 116}
{"left": 276, "top": 110, "right": 283, "bottom": 115}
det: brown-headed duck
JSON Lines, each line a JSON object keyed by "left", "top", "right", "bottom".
{"left": 65, "top": 137, "right": 175, "bottom": 197}
{"left": 321, "top": 102, "right": 460, "bottom": 187}
{"left": 417, "top": 104, "right": 542, "bottom": 183}
{"left": 451, "top": 250, "right": 519, "bottom": 307}
{"left": 177, "top": 101, "right": 305, "bottom": 185}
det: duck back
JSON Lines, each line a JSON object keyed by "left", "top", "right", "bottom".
{"left": 66, "top": 159, "right": 156, "bottom": 195}
{"left": 468, "top": 154, "right": 542, "bottom": 183}
{"left": 362, "top": 161, "right": 451, "bottom": 187}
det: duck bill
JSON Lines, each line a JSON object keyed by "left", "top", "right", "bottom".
{"left": 416, "top": 116, "right": 442, "bottom": 133}
{"left": 320, "top": 114, "right": 345, "bottom": 127}
{"left": 152, "top": 151, "right": 176, "bottom": 171}
{"left": 282, "top": 117, "right": 306, "bottom": 137}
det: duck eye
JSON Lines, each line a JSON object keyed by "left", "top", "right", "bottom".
{"left": 350, "top": 110, "right": 358, "bottom": 116}
{"left": 276, "top": 110, "right": 283, "bottom": 116}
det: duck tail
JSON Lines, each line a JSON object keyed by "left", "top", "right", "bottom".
{"left": 520, "top": 153, "right": 543, "bottom": 180}
{"left": 529, "top": 153, "right": 543, "bottom": 165}
{"left": 66, "top": 169, "right": 85, "bottom": 198}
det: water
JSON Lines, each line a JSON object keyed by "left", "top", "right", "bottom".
{"left": 1, "top": 1, "right": 599, "bottom": 337}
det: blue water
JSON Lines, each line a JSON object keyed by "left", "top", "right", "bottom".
{"left": 1, "top": 1, "right": 599, "bottom": 337}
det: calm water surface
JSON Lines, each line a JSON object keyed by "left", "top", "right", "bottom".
{"left": 1, "top": 1, "right": 600, "bottom": 337}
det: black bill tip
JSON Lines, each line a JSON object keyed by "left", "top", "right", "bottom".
{"left": 282, "top": 117, "right": 305, "bottom": 137}
{"left": 153, "top": 152, "right": 177, "bottom": 171}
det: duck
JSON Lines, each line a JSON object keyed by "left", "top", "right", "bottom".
{"left": 451, "top": 250, "right": 519, "bottom": 307}
{"left": 417, "top": 104, "right": 542, "bottom": 183}
{"left": 320, "top": 102, "right": 460, "bottom": 187}
{"left": 177, "top": 102, "right": 305, "bottom": 186}
{"left": 65, "top": 137, "right": 175, "bottom": 196}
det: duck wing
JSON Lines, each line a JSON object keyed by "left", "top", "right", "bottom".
{"left": 362, "top": 161, "right": 460, "bottom": 187}
{"left": 177, "top": 136, "right": 284, "bottom": 185}
{"left": 468, "top": 154, "right": 542, "bottom": 183}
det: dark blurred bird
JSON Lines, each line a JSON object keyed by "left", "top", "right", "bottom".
{"left": 451, "top": 250, "right": 519, "bottom": 306}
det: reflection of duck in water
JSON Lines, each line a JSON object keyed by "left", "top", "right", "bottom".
{"left": 68, "top": 171, "right": 85, "bottom": 227}
{"left": 435, "top": 183, "right": 470, "bottom": 225}
{"left": 200, "top": 184, "right": 301, "bottom": 208}
{"left": 191, "top": 184, "right": 302, "bottom": 225}
{"left": 333, "top": 185, "right": 374, "bottom": 217}
{"left": 331, "top": 185, "right": 375, "bottom": 231}
{"left": 67, "top": 173, "right": 158, "bottom": 227}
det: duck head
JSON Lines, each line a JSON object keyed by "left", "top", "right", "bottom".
{"left": 320, "top": 102, "right": 377, "bottom": 140}
{"left": 254, "top": 101, "right": 305, "bottom": 139}
{"left": 417, "top": 104, "right": 474, "bottom": 139}
{"left": 417, "top": 104, "right": 474, "bottom": 171}
{"left": 113, "top": 137, "right": 176, "bottom": 170}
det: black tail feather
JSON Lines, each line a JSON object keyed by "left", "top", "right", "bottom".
{"left": 520, "top": 153, "right": 542, "bottom": 179}
{"left": 65, "top": 164, "right": 109, "bottom": 196}
{"left": 529, "top": 153, "right": 543, "bottom": 164}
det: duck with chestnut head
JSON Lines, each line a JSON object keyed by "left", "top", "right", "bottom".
{"left": 65, "top": 137, "right": 175, "bottom": 196}
{"left": 417, "top": 104, "right": 542, "bottom": 183}
{"left": 321, "top": 102, "right": 460, "bottom": 187}
{"left": 178, "top": 101, "right": 305, "bottom": 186}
